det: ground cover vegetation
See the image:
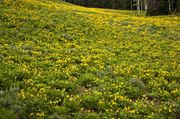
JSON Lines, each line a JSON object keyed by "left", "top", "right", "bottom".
{"left": 0, "top": 0, "right": 180, "bottom": 118}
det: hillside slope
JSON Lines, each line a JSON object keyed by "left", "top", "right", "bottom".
{"left": 0, "top": 0, "right": 180, "bottom": 118}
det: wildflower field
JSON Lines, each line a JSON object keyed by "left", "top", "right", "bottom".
{"left": 0, "top": 0, "right": 180, "bottom": 118}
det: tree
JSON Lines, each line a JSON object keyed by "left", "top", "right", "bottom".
{"left": 176, "top": 0, "right": 180, "bottom": 12}
{"left": 65, "top": 0, "right": 179, "bottom": 15}
{"left": 137, "top": 0, "right": 140, "bottom": 14}
{"left": 146, "top": 0, "right": 169, "bottom": 16}
{"left": 168, "top": 0, "right": 179, "bottom": 12}
{"left": 144, "top": 0, "right": 148, "bottom": 14}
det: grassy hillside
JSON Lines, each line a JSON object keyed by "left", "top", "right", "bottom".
{"left": 0, "top": 0, "right": 180, "bottom": 118}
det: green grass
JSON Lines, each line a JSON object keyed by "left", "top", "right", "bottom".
{"left": 0, "top": 0, "right": 180, "bottom": 118}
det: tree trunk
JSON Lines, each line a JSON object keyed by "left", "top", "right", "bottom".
{"left": 140, "top": 0, "right": 143, "bottom": 11}
{"left": 144, "top": 0, "right": 148, "bottom": 14}
{"left": 131, "top": 0, "right": 134, "bottom": 10}
{"left": 168, "top": 0, "right": 172, "bottom": 12}
{"left": 137, "top": 0, "right": 140, "bottom": 14}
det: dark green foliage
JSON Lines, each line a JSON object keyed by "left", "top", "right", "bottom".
{"left": 0, "top": 108, "right": 16, "bottom": 119}
{"left": 177, "top": 0, "right": 180, "bottom": 11}
{"left": 66, "top": 0, "right": 132, "bottom": 10}
{"left": 0, "top": 87, "right": 19, "bottom": 119}
{"left": 146, "top": 0, "right": 169, "bottom": 16}
{"left": 66, "top": 0, "right": 180, "bottom": 15}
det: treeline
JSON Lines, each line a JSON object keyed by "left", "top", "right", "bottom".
{"left": 65, "top": 0, "right": 133, "bottom": 9}
{"left": 65, "top": 0, "right": 180, "bottom": 15}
